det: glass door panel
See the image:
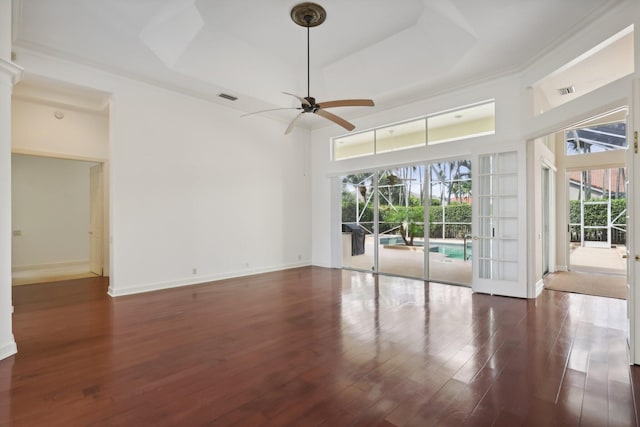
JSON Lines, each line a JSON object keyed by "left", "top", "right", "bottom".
{"left": 428, "top": 160, "right": 472, "bottom": 285}
{"left": 341, "top": 173, "right": 375, "bottom": 272}
{"left": 377, "top": 166, "right": 425, "bottom": 278}
{"left": 472, "top": 147, "right": 526, "bottom": 297}
{"left": 569, "top": 167, "right": 627, "bottom": 272}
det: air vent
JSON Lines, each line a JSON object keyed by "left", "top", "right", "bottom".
{"left": 558, "top": 86, "right": 575, "bottom": 96}
{"left": 218, "top": 93, "right": 238, "bottom": 101}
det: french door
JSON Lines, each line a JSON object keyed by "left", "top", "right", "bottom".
{"left": 472, "top": 144, "right": 527, "bottom": 297}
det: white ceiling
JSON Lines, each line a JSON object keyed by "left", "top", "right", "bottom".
{"left": 11, "top": 0, "right": 624, "bottom": 128}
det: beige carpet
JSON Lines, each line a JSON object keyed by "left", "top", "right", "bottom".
{"left": 544, "top": 271, "right": 627, "bottom": 300}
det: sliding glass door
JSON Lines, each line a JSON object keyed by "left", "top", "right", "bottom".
{"left": 377, "top": 166, "right": 425, "bottom": 278}
{"left": 341, "top": 173, "right": 375, "bottom": 272}
{"left": 340, "top": 160, "right": 472, "bottom": 286}
{"left": 428, "top": 160, "right": 472, "bottom": 285}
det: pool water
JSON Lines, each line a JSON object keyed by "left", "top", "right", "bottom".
{"left": 429, "top": 243, "right": 472, "bottom": 260}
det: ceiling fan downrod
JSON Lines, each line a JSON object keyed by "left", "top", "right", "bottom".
{"left": 291, "top": 2, "right": 327, "bottom": 100}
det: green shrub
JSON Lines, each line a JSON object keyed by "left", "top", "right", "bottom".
{"left": 569, "top": 198, "right": 626, "bottom": 243}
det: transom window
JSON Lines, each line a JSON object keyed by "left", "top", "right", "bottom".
{"left": 332, "top": 100, "right": 495, "bottom": 161}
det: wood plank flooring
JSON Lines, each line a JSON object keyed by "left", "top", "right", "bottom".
{"left": 0, "top": 266, "right": 638, "bottom": 426}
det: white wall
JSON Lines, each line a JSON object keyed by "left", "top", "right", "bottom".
{"left": 12, "top": 98, "right": 109, "bottom": 160}
{"left": 12, "top": 50, "right": 311, "bottom": 296}
{"left": 11, "top": 154, "right": 96, "bottom": 268}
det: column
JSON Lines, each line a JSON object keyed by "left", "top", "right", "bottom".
{"left": 0, "top": 0, "right": 23, "bottom": 360}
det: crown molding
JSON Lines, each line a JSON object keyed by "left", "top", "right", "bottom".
{"left": 0, "top": 58, "right": 23, "bottom": 84}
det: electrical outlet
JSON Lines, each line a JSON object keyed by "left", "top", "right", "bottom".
{"left": 192, "top": 268, "right": 197, "bottom": 275}
{"left": 12, "top": 230, "right": 21, "bottom": 236}
{"left": 298, "top": 254, "right": 302, "bottom": 261}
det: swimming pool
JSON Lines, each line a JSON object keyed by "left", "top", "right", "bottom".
{"left": 429, "top": 243, "right": 472, "bottom": 260}
{"left": 379, "top": 236, "right": 472, "bottom": 260}
{"left": 379, "top": 236, "right": 421, "bottom": 245}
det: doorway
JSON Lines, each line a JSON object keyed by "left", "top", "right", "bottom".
{"left": 543, "top": 111, "right": 629, "bottom": 300}
{"left": 11, "top": 154, "right": 106, "bottom": 285}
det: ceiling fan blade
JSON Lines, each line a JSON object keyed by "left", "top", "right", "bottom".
{"left": 282, "top": 92, "right": 311, "bottom": 107}
{"left": 241, "top": 107, "right": 301, "bottom": 117}
{"left": 316, "top": 99, "right": 375, "bottom": 109}
{"left": 315, "top": 109, "right": 355, "bottom": 132}
{"left": 285, "top": 112, "right": 305, "bottom": 135}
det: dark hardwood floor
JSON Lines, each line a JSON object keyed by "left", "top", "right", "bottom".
{"left": 0, "top": 266, "right": 638, "bottom": 426}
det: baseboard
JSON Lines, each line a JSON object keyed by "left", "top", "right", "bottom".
{"left": 535, "top": 279, "right": 545, "bottom": 297}
{"left": 555, "top": 265, "right": 568, "bottom": 272}
{"left": 0, "top": 339, "right": 17, "bottom": 361}
{"left": 108, "top": 261, "right": 311, "bottom": 297}
{"left": 12, "top": 260, "right": 89, "bottom": 272}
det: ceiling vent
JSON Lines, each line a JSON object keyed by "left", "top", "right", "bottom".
{"left": 218, "top": 93, "right": 238, "bottom": 101}
{"left": 557, "top": 86, "right": 576, "bottom": 96}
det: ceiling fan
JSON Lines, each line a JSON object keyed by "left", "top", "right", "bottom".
{"left": 242, "top": 2, "right": 375, "bottom": 135}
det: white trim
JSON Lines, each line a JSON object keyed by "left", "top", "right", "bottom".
{"left": 0, "top": 58, "right": 23, "bottom": 84}
{"left": 0, "top": 339, "right": 17, "bottom": 361}
{"left": 541, "top": 157, "right": 557, "bottom": 172}
{"left": 555, "top": 265, "right": 568, "bottom": 272}
{"left": 535, "top": 279, "right": 545, "bottom": 297}
{"left": 107, "top": 261, "right": 311, "bottom": 297}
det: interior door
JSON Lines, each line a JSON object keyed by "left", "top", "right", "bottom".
{"left": 472, "top": 144, "right": 527, "bottom": 298}
{"left": 89, "top": 164, "right": 103, "bottom": 275}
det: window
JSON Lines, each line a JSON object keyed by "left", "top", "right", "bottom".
{"left": 333, "top": 131, "right": 374, "bottom": 160}
{"left": 565, "top": 121, "right": 627, "bottom": 156}
{"left": 376, "top": 119, "right": 426, "bottom": 154}
{"left": 427, "top": 102, "right": 495, "bottom": 145}
{"left": 332, "top": 100, "right": 495, "bottom": 161}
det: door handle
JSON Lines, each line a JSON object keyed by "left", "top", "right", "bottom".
{"left": 637, "top": 255, "right": 640, "bottom": 261}
{"left": 623, "top": 254, "right": 628, "bottom": 259}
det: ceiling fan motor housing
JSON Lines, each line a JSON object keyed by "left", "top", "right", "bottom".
{"left": 303, "top": 96, "right": 318, "bottom": 112}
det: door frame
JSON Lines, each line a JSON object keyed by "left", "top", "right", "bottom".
{"left": 89, "top": 163, "right": 104, "bottom": 275}
{"left": 541, "top": 161, "right": 557, "bottom": 278}
{"left": 10, "top": 150, "right": 110, "bottom": 281}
